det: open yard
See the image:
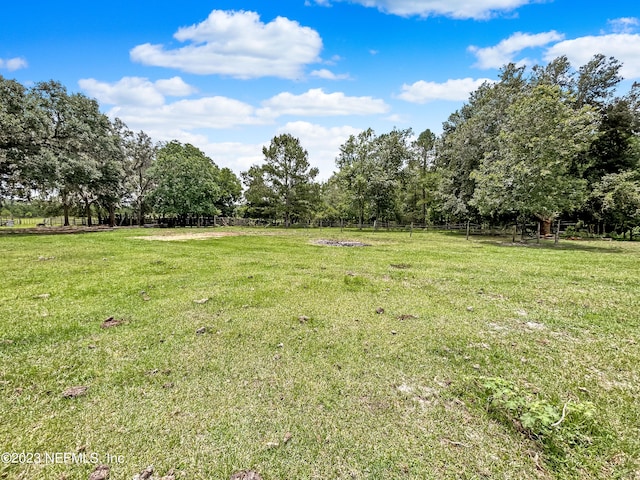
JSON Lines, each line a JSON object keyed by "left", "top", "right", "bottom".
{"left": 0, "top": 228, "right": 638, "bottom": 479}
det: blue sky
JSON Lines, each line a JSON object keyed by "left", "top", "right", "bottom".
{"left": 2, "top": 0, "right": 639, "bottom": 179}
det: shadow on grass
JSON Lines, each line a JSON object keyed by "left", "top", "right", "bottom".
{"left": 429, "top": 231, "right": 625, "bottom": 254}
{"left": 0, "top": 226, "right": 113, "bottom": 237}
{"left": 476, "top": 237, "right": 625, "bottom": 254}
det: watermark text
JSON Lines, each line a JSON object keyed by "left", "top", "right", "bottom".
{"left": 1, "top": 452, "right": 125, "bottom": 465}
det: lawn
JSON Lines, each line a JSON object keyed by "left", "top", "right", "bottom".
{"left": 0, "top": 228, "right": 638, "bottom": 479}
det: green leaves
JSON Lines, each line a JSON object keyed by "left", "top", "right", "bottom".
{"left": 479, "top": 376, "right": 597, "bottom": 460}
{"left": 590, "top": 170, "right": 640, "bottom": 229}
{"left": 333, "top": 128, "right": 413, "bottom": 225}
{"left": 148, "top": 141, "right": 237, "bottom": 218}
{"left": 471, "top": 84, "right": 598, "bottom": 220}
{"left": 245, "top": 134, "right": 319, "bottom": 226}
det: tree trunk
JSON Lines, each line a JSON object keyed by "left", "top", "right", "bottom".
{"left": 109, "top": 204, "right": 115, "bottom": 227}
{"left": 422, "top": 186, "right": 426, "bottom": 225}
{"left": 63, "top": 193, "right": 70, "bottom": 227}
{"left": 539, "top": 218, "right": 552, "bottom": 236}
{"left": 138, "top": 200, "right": 144, "bottom": 226}
{"left": 85, "top": 201, "right": 92, "bottom": 227}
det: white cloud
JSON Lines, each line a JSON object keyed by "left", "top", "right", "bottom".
{"left": 276, "top": 121, "right": 362, "bottom": 179}
{"left": 0, "top": 57, "right": 28, "bottom": 71}
{"left": 201, "top": 141, "right": 267, "bottom": 173}
{"left": 259, "top": 88, "right": 389, "bottom": 117}
{"left": 79, "top": 76, "right": 197, "bottom": 107}
{"left": 155, "top": 77, "right": 198, "bottom": 97}
{"left": 544, "top": 33, "right": 640, "bottom": 79}
{"left": 130, "top": 10, "right": 322, "bottom": 79}
{"left": 310, "top": 69, "right": 352, "bottom": 80}
{"left": 397, "top": 78, "right": 493, "bottom": 103}
{"left": 469, "top": 31, "right": 565, "bottom": 69}
{"left": 104, "top": 96, "right": 263, "bottom": 135}
{"left": 80, "top": 80, "right": 376, "bottom": 179}
{"left": 385, "top": 113, "right": 404, "bottom": 122}
{"left": 311, "top": 0, "right": 533, "bottom": 20}
{"left": 607, "top": 17, "right": 639, "bottom": 34}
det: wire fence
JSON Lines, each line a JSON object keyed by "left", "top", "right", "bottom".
{"left": 0, "top": 216, "right": 87, "bottom": 227}
{"left": 0, "top": 215, "right": 584, "bottom": 238}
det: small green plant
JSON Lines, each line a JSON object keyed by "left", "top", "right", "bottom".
{"left": 479, "top": 377, "right": 597, "bottom": 461}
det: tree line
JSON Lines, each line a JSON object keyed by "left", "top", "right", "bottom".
{"left": 1, "top": 54, "right": 639, "bottom": 235}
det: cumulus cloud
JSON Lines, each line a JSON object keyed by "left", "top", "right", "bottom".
{"left": 259, "top": 88, "right": 389, "bottom": 117}
{"left": 469, "top": 31, "right": 565, "bottom": 69}
{"left": 107, "top": 96, "right": 263, "bottom": 133}
{"left": 310, "top": 0, "right": 533, "bottom": 19}
{"left": 79, "top": 76, "right": 197, "bottom": 107}
{"left": 79, "top": 79, "right": 377, "bottom": 179}
{"left": 201, "top": 141, "right": 267, "bottom": 173}
{"left": 544, "top": 33, "right": 640, "bottom": 79}
{"left": 0, "top": 57, "right": 28, "bottom": 71}
{"left": 130, "top": 10, "right": 322, "bottom": 79}
{"left": 154, "top": 77, "right": 198, "bottom": 97}
{"left": 397, "top": 78, "right": 493, "bottom": 103}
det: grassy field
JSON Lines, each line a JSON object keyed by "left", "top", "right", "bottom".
{"left": 0, "top": 227, "right": 638, "bottom": 479}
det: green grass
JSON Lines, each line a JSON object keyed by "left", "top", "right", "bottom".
{"left": 0, "top": 228, "right": 638, "bottom": 479}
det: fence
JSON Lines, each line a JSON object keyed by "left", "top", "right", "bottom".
{"left": 0, "top": 216, "right": 87, "bottom": 227}
{"left": 0, "top": 215, "right": 580, "bottom": 238}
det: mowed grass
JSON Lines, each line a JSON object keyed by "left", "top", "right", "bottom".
{"left": 0, "top": 228, "right": 638, "bottom": 479}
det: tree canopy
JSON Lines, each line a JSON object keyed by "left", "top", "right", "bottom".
{"left": 148, "top": 141, "right": 223, "bottom": 221}
{"left": 2, "top": 54, "right": 640, "bottom": 236}
{"left": 244, "top": 134, "right": 319, "bottom": 226}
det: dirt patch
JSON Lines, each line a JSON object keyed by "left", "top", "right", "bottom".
{"left": 100, "top": 317, "right": 123, "bottom": 329}
{"left": 134, "top": 231, "right": 241, "bottom": 241}
{"left": 62, "top": 385, "right": 88, "bottom": 398}
{"left": 230, "top": 471, "right": 263, "bottom": 480}
{"left": 313, "top": 239, "right": 370, "bottom": 247}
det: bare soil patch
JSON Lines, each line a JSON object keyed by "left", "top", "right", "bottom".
{"left": 62, "top": 385, "right": 88, "bottom": 398}
{"left": 134, "top": 231, "right": 242, "bottom": 241}
{"left": 100, "top": 317, "right": 123, "bottom": 329}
